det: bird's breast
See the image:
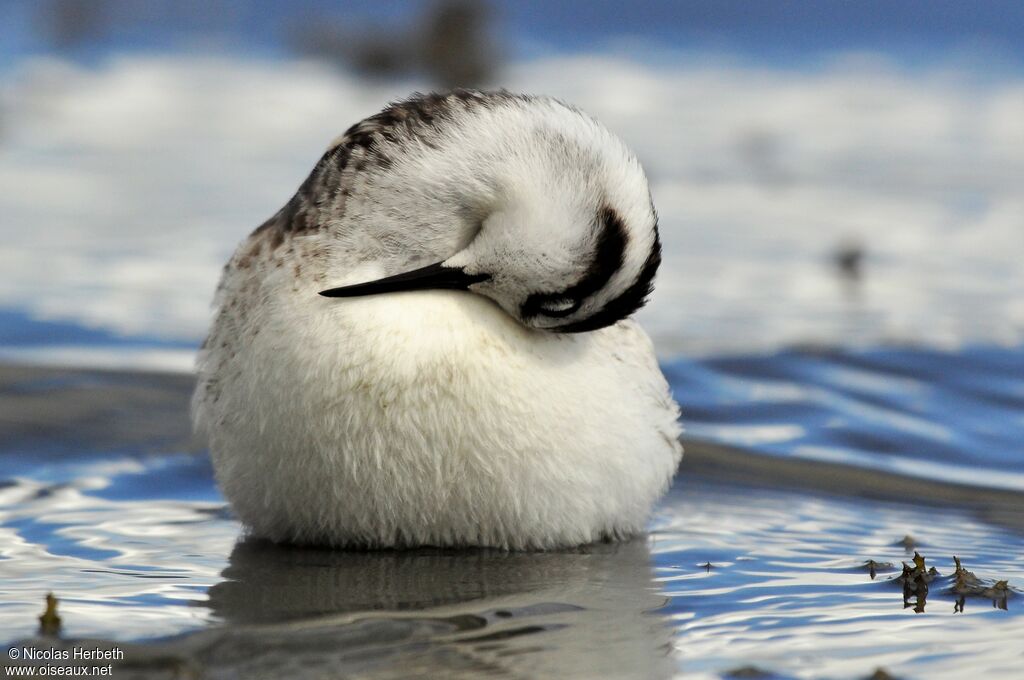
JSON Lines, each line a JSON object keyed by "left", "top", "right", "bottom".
{"left": 263, "top": 288, "right": 545, "bottom": 391}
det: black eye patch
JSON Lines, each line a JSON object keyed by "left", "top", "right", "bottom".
{"left": 520, "top": 206, "right": 627, "bottom": 322}
{"left": 551, "top": 226, "right": 661, "bottom": 333}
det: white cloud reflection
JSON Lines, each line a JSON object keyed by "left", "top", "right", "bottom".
{"left": 1, "top": 52, "right": 1022, "bottom": 358}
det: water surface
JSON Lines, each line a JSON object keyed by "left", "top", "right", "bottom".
{"left": 1, "top": 347, "right": 1022, "bottom": 679}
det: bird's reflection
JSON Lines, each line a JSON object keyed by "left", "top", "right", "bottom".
{"left": 202, "top": 537, "right": 674, "bottom": 678}
{"left": 208, "top": 538, "right": 644, "bottom": 622}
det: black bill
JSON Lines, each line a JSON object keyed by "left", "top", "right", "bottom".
{"left": 319, "top": 262, "right": 490, "bottom": 298}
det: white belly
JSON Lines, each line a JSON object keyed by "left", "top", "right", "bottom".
{"left": 194, "top": 287, "right": 682, "bottom": 550}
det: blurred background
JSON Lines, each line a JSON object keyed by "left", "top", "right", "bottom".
{"left": 2, "top": 5, "right": 1024, "bottom": 672}
{"left": 0, "top": 1, "right": 1022, "bottom": 367}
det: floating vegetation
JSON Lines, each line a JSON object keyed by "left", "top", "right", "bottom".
{"left": 864, "top": 668, "right": 900, "bottom": 680}
{"left": 897, "top": 552, "right": 935, "bottom": 613}
{"left": 950, "top": 556, "right": 1012, "bottom": 612}
{"left": 872, "top": 551, "right": 1016, "bottom": 613}
{"left": 895, "top": 535, "right": 917, "bottom": 551}
{"left": 38, "top": 592, "right": 61, "bottom": 636}
{"left": 863, "top": 560, "right": 894, "bottom": 580}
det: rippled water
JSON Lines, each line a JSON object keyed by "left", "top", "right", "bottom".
{"left": 2, "top": 346, "right": 1022, "bottom": 679}
{"left": 653, "top": 481, "right": 1024, "bottom": 679}
{"left": 665, "top": 345, "right": 1024, "bottom": 491}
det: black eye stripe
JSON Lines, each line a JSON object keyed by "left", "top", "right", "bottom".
{"left": 521, "top": 206, "right": 627, "bottom": 320}
{"left": 551, "top": 224, "right": 661, "bottom": 334}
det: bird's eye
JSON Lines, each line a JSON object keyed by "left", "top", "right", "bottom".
{"left": 537, "top": 297, "right": 579, "bottom": 317}
{"left": 520, "top": 293, "right": 582, "bottom": 321}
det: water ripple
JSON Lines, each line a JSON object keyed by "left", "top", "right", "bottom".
{"left": 0, "top": 350, "right": 1022, "bottom": 678}
{"left": 666, "top": 344, "right": 1024, "bottom": 491}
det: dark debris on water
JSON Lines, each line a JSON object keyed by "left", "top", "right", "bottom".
{"left": 865, "top": 551, "right": 1016, "bottom": 613}
{"left": 38, "top": 592, "right": 61, "bottom": 636}
{"left": 722, "top": 665, "right": 778, "bottom": 679}
{"left": 895, "top": 534, "right": 917, "bottom": 551}
{"left": 862, "top": 559, "right": 894, "bottom": 580}
{"left": 864, "top": 668, "right": 901, "bottom": 680}
{"left": 951, "top": 555, "right": 1012, "bottom": 612}
{"left": 721, "top": 664, "right": 901, "bottom": 679}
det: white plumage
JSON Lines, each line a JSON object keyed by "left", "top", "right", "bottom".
{"left": 193, "top": 90, "right": 682, "bottom": 550}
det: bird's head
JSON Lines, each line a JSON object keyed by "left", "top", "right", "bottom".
{"left": 317, "top": 91, "right": 662, "bottom": 333}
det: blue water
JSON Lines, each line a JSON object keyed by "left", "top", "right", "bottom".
{"left": 666, "top": 345, "right": 1024, "bottom": 491}
{"left": 0, "top": 309, "right": 194, "bottom": 351}
{"left": 1, "top": 311, "right": 1023, "bottom": 677}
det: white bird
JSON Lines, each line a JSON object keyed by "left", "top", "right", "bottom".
{"left": 193, "top": 90, "right": 682, "bottom": 550}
